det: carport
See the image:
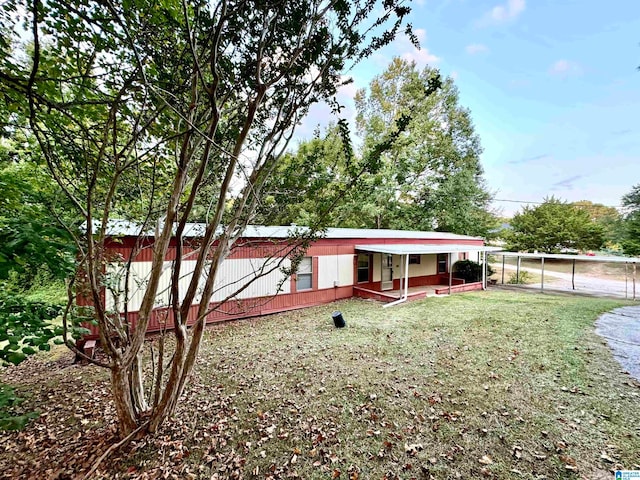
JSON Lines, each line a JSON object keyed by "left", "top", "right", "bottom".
{"left": 493, "top": 251, "right": 640, "bottom": 300}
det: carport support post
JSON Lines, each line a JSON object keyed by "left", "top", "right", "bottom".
{"left": 516, "top": 256, "right": 521, "bottom": 283}
{"left": 572, "top": 259, "right": 576, "bottom": 290}
{"left": 501, "top": 255, "right": 505, "bottom": 284}
{"left": 625, "top": 263, "right": 628, "bottom": 299}
{"left": 448, "top": 253, "right": 453, "bottom": 295}
{"left": 541, "top": 257, "right": 545, "bottom": 292}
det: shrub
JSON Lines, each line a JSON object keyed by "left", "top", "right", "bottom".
{"left": 507, "top": 270, "right": 533, "bottom": 284}
{"left": 0, "top": 290, "right": 63, "bottom": 366}
{"left": 453, "top": 260, "right": 494, "bottom": 283}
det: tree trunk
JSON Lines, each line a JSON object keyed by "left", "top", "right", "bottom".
{"left": 130, "top": 353, "right": 148, "bottom": 413}
{"left": 111, "top": 364, "right": 139, "bottom": 436}
{"left": 148, "top": 323, "right": 188, "bottom": 433}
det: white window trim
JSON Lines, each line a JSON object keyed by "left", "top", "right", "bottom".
{"left": 297, "top": 257, "right": 313, "bottom": 291}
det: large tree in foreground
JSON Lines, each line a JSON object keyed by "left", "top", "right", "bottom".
{"left": 506, "top": 197, "right": 605, "bottom": 253}
{"left": 1, "top": 0, "right": 416, "bottom": 437}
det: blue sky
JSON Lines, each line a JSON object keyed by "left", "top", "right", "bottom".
{"left": 302, "top": 0, "right": 640, "bottom": 217}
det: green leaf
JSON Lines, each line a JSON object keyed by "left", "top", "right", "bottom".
{"left": 21, "top": 346, "right": 36, "bottom": 355}
{"left": 6, "top": 352, "right": 26, "bottom": 365}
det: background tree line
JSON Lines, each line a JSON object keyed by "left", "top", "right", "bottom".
{"left": 502, "top": 195, "right": 638, "bottom": 255}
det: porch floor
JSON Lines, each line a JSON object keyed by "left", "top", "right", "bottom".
{"left": 384, "top": 285, "right": 452, "bottom": 298}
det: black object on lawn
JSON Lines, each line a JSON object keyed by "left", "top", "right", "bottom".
{"left": 332, "top": 311, "right": 346, "bottom": 328}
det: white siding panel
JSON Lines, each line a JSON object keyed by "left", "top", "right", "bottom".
{"left": 318, "top": 254, "right": 354, "bottom": 289}
{"left": 105, "top": 257, "right": 291, "bottom": 312}
{"left": 408, "top": 255, "right": 437, "bottom": 276}
{"left": 211, "top": 257, "right": 291, "bottom": 301}
{"left": 338, "top": 255, "right": 354, "bottom": 286}
{"left": 372, "top": 253, "right": 381, "bottom": 282}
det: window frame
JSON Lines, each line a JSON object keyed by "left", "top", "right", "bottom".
{"left": 296, "top": 256, "right": 313, "bottom": 291}
{"left": 357, "top": 253, "right": 370, "bottom": 283}
{"left": 437, "top": 253, "right": 448, "bottom": 274}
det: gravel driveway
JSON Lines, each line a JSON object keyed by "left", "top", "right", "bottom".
{"left": 595, "top": 306, "right": 640, "bottom": 381}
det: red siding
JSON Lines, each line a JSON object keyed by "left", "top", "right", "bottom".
{"left": 103, "top": 235, "right": 484, "bottom": 263}
{"left": 84, "top": 286, "right": 353, "bottom": 339}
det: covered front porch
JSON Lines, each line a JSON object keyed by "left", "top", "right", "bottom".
{"left": 353, "top": 243, "right": 502, "bottom": 307}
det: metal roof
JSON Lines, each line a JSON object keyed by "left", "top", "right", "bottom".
{"left": 494, "top": 251, "right": 640, "bottom": 264}
{"left": 356, "top": 244, "right": 502, "bottom": 255}
{"left": 99, "top": 219, "right": 483, "bottom": 242}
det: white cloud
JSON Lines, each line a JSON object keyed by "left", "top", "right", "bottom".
{"left": 295, "top": 75, "right": 361, "bottom": 139}
{"left": 477, "top": 0, "right": 525, "bottom": 26}
{"left": 414, "top": 28, "right": 427, "bottom": 44}
{"left": 373, "top": 30, "right": 441, "bottom": 68}
{"left": 401, "top": 47, "right": 440, "bottom": 67}
{"left": 549, "top": 59, "right": 583, "bottom": 77}
{"left": 465, "top": 43, "right": 489, "bottom": 55}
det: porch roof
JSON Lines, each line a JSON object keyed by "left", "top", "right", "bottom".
{"left": 355, "top": 244, "right": 502, "bottom": 255}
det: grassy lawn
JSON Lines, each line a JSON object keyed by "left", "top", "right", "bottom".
{"left": 1, "top": 290, "right": 640, "bottom": 479}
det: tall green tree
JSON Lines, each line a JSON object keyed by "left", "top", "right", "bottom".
{"left": 256, "top": 125, "right": 351, "bottom": 226}
{"left": 1, "top": 0, "right": 416, "bottom": 438}
{"left": 571, "top": 200, "right": 622, "bottom": 247}
{"left": 620, "top": 185, "right": 640, "bottom": 256}
{"left": 507, "top": 197, "right": 605, "bottom": 253}
{"left": 350, "top": 57, "right": 495, "bottom": 235}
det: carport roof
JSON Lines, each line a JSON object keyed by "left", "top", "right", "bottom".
{"left": 355, "top": 244, "right": 502, "bottom": 255}
{"left": 494, "top": 251, "right": 640, "bottom": 264}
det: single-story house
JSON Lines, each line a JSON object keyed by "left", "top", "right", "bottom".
{"left": 81, "top": 224, "right": 498, "bottom": 338}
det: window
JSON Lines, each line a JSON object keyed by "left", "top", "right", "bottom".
{"left": 409, "top": 254, "right": 421, "bottom": 265}
{"left": 297, "top": 257, "right": 313, "bottom": 290}
{"left": 357, "top": 254, "right": 370, "bottom": 283}
{"left": 437, "top": 253, "right": 448, "bottom": 274}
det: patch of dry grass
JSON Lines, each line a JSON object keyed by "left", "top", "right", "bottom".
{"left": 2, "top": 291, "right": 640, "bottom": 479}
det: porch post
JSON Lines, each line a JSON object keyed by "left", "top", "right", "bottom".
{"left": 398, "top": 254, "right": 403, "bottom": 295}
{"left": 516, "top": 256, "right": 521, "bottom": 283}
{"left": 572, "top": 259, "right": 576, "bottom": 290}
{"left": 448, "top": 252, "right": 453, "bottom": 295}
{"left": 501, "top": 255, "right": 505, "bottom": 284}
{"left": 634, "top": 263, "right": 636, "bottom": 301}
{"left": 482, "top": 251, "right": 486, "bottom": 290}
{"left": 404, "top": 253, "right": 409, "bottom": 299}
{"left": 541, "top": 257, "right": 545, "bottom": 292}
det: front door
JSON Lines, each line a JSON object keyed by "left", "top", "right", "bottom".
{"left": 381, "top": 254, "right": 393, "bottom": 290}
